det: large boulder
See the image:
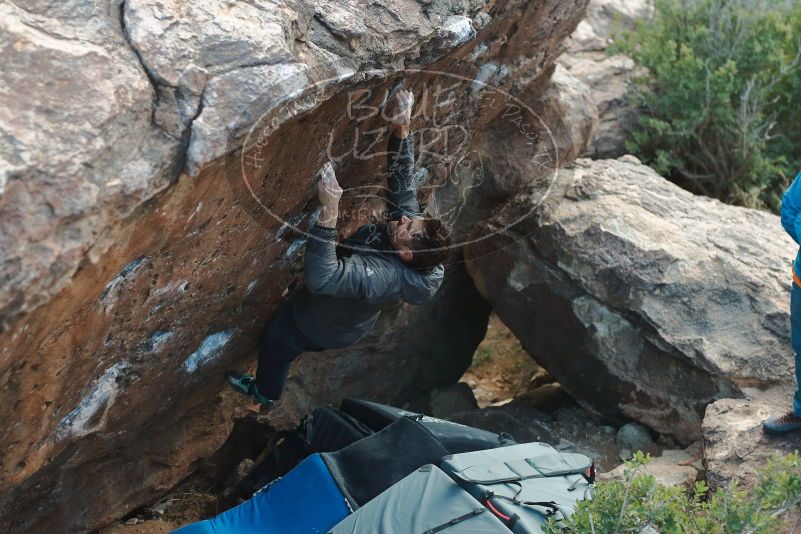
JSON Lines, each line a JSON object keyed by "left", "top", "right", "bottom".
{"left": 479, "top": 62, "right": 598, "bottom": 198}
{"left": 465, "top": 157, "right": 797, "bottom": 443}
{"left": 0, "top": 0, "right": 590, "bottom": 531}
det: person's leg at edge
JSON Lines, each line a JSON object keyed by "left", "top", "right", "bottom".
{"left": 794, "top": 282, "right": 801, "bottom": 417}
{"left": 764, "top": 280, "right": 801, "bottom": 434}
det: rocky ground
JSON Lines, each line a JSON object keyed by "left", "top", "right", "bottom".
{"left": 99, "top": 313, "right": 704, "bottom": 532}
{"left": 460, "top": 313, "right": 544, "bottom": 408}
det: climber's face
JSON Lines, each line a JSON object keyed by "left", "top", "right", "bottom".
{"left": 388, "top": 215, "right": 425, "bottom": 262}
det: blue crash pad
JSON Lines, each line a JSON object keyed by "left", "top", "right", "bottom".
{"left": 171, "top": 453, "right": 351, "bottom": 534}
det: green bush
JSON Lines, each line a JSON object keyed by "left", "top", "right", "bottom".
{"left": 545, "top": 451, "right": 801, "bottom": 533}
{"left": 613, "top": 0, "right": 801, "bottom": 211}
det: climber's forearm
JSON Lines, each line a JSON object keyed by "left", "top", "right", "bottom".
{"left": 317, "top": 205, "right": 339, "bottom": 229}
{"left": 386, "top": 132, "right": 420, "bottom": 219}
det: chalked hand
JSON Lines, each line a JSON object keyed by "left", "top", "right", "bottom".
{"left": 316, "top": 162, "right": 341, "bottom": 228}
{"left": 389, "top": 89, "right": 414, "bottom": 126}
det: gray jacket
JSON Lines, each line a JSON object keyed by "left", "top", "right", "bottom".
{"left": 291, "top": 133, "right": 445, "bottom": 348}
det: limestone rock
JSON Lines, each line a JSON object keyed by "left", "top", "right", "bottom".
{"left": 480, "top": 63, "right": 598, "bottom": 197}
{"left": 600, "top": 442, "right": 703, "bottom": 488}
{"left": 569, "top": 0, "right": 651, "bottom": 53}
{"left": 558, "top": 0, "right": 652, "bottom": 157}
{"left": 560, "top": 53, "right": 640, "bottom": 158}
{"left": 0, "top": 0, "right": 181, "bottom": 331}
{"left": 465, "top": 157, "right": 797, "bottom": 442}
{"left": 703, "top": 391, "right": 800, "bottom": 491}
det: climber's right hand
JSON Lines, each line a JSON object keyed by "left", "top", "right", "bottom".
{"left": 316, "top": 162, "right": 341, "bottom": 228}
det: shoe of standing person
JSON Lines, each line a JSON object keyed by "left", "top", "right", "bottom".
{"left": 763, "top": 411, "right": 801, "bottom": 435}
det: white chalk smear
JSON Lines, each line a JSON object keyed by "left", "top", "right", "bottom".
{"left": 182, "top": 330, "right": 235, "bottom": 374}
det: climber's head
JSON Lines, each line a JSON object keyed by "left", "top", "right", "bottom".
{"left": 388, "top": 215, "right": 450, "bottom": 269}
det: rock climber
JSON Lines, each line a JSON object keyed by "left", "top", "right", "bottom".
{"left": 226, "top": 88, "right": 451, "bottom": 409}
{"left": 764, "top": 169, "right": 801, "bottom": 434}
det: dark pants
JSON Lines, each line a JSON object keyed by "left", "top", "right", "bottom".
{"left": 792, "top": 281, "right": 801, "bottom": 416}
{"left": 256, "top": 303, "right": 326, "bottom": 400}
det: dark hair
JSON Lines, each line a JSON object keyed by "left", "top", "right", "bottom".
{"left": 407, "top": 218, "right": 451, "bottom": 270}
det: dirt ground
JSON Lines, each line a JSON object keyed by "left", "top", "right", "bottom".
{"left": 460, "top": 313, "right": 547, "bottom": 407}
{"left": 96, "top": 479, "right": 221, "bottom": 534}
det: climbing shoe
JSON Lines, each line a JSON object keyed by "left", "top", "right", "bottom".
{"left": 763, "top": 411, "right": 801, "bottom": 435}
{"left": 226, "top": 371, "right": 274, "bottom": 408}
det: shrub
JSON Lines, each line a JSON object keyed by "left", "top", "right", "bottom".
{"left": 613, "top": 0, "right": 801, "bottom": 211}
{"left": 546, "top": 450, "right": 801, "bottom": 533}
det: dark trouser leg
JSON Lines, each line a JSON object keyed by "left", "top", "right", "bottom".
{"left": 255, "top": 305, "right": 323, "bottom": 400}
{"left": 256, "top": 327, "right": 302, "bottom": 401}
{"left": 792, "top": 282, "right": 801, "bottom": 416}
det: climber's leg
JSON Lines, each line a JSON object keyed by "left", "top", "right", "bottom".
{"left": 763, "top": 280, "right": 801, "bottom": 434}
{"left": 254, "top": 305, "right": 325, "bottom": 401}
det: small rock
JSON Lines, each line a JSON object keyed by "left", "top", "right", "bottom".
{"left": 124, "top": 517, "right": 143, "bottom": 525}
{"left": 517, "top": 383, "right": 569, "bottom": 411}
{"left": 703, "top": 394, "right": 799, "bottom": 490}
{"left": 529, "top": 368, "right": 556, "bottom": 389}
{"left": 429, "top": 383, "right": 479, "bottom": 419}
{"left": 618, "top": 448, "right": 632, "bottom": 461}
{"left": 617, "top": 422, "right": 653, "bottom": 453}
{"left": 149, "top": 498, "right": 172, "bottom": 518}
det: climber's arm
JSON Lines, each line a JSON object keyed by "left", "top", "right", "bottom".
{"left": 386, "top": 133, "right": 420, "bottom": 220}
{"left": 386, "top": 89, "right": 421, "bottom": 220}
{"left": 304, "top": 162, "right": 393, "bottom": 299}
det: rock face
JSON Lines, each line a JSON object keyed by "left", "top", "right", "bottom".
{"left": 558, "top": 0, "right": 651, "bottom": 157}
{"left": 450, "top": 396, "right": 624, "bottom": 471}
{"left": 465, "top": 157, "right": 797, "bottom": 443}
{"left": 0, "top": 0, "right": 590, "bottom": 531}
{"left": 0, "top": 0, "right": 181, "bottom": 330}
